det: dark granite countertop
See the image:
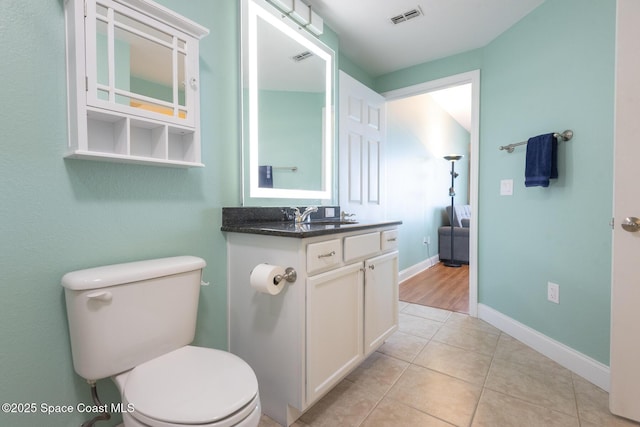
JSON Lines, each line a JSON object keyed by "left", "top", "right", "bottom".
{"left": 221, "top": 219, "right": 402, "bottom": 238}
{"left": 221, "top": 207, "right": 400, "bottom": 238}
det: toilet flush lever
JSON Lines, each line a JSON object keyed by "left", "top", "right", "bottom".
{"left": 86, "top": 291, "right": 112, "bottom": 302}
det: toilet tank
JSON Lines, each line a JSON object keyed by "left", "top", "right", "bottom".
{"left": 61, "top": 256, "right": 206, "bottom": 381}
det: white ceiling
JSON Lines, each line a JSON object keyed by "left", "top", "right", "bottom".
{"left": 429, "top": 83, "right": 472, "bottom": 131}
{"left": 308, "top": 0, "right": 545, "bottom": 77}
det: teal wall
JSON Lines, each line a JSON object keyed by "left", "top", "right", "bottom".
{"left": 373, "top": 0, "right": 615, "bottom": 364}
{"left": 338, "top": 52, "right": 375, "bottom": 89}
{"left": 0, "top": 1, "right": 239, "bottom": 425}
{"left": 386, "top": 94, "right": 470, "bottom": 270}
{"left": 375, "top": 48, "right": 483, "bottom": 94}
{"left": 478, "top": 0, "right": 615, "bottom": 365}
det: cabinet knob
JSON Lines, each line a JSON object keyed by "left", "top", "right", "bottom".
{"left": 368, "top": 264, "right": 375, "bottom": 270}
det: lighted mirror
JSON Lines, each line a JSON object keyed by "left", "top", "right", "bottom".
{"left": 241, "top": 0, "right": 334, "bottom": 202}
{"left": 87, "top": 0, "right": 194, "bottom": 125}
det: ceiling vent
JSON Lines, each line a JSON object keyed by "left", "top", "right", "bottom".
{"left": 390, "top": 7, "right": 422, "bottom": 25}
{"left": 292, "top": 51, "right": 314, "bottom": 62}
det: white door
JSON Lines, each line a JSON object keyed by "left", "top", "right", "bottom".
{"left": 339, "top": 71, "right": 386, "bottom": 221}
{"left": 610, "top": 0, "right": 640, "bottom": 422}
{"left": 306, "top": 262, "right": 364, "bottom": 406}
{"left": 364, "top": 251, "right": 399, "bottom": 355}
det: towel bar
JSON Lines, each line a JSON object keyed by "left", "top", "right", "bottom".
{"left": 499, "top": 130, "right": 573, "bottom": 153}
{"left": 273, "top": 166, "right": 298, "bottom": 172}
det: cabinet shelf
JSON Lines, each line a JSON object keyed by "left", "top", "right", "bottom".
{"left": 67, "top": 108, "right": 203, "bottom": 167}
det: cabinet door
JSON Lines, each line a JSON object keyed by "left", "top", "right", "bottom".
{"left": 364, "top": 251, "right": 399, "bottom": 356}
{"left": 306, "top": 262, "right": 364, "bottom": 405}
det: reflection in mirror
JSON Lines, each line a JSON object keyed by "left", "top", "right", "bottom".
{"left": 242, "top": 0, "right": 334, "bottom": 202}
{"left": 92, "top": 1, "right": 189, "bottom": 121}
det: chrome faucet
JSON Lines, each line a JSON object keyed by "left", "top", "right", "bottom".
{"left": 293, "top": 206, "right": 318, "bottom": 223}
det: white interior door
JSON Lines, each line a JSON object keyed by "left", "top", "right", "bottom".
{"left": 339, "top": 71, "right": 386, "bottom": 221}
{"left": 610, "top": 0, "right": 640, "bottom": 422}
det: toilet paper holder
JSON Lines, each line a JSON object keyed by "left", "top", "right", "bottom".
{"left": 274, "top": 267, "right": 297, "bottom": 285}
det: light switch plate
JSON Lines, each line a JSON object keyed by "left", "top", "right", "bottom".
{"left": 500, "top": 179, "right": 514, "bottom": 196}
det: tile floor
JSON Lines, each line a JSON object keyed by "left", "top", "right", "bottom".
{"left": 259, "top": 302, "right": 640, "bottom": 427}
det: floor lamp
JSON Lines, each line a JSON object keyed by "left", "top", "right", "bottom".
{"left": 443, "top": 155, "right": 463, "bottom": 268}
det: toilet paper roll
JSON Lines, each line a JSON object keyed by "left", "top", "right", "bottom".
{"left": 250, "top": 263, "right": 286, "bottom": 295}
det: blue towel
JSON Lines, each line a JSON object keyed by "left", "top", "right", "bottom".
{"left": 258, "top": 165, "right": 273, "bottom": 188}
{"left": 525, "top": 133, "right": 557, "bottom": 187}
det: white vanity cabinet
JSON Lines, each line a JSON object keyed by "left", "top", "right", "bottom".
{"left": 64, "top": 0, "right": 209, "bottom": 167}
{"left": 226, "top": 225, "right": 398, "bottom": 426}
{"left": 306, "top": 262, "right": 364, "bottom": 404}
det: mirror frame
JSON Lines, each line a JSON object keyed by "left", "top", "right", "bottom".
{"left": 241, "top": 0, "right": 335, "bottom": 202}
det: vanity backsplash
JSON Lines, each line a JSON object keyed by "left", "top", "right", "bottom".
{"left": 222, "top": 206, "right": 341, "bottom": 226}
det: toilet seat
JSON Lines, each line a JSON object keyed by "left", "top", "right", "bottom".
{"left": 116, "top": 346, "right": 260, "bottom": 427}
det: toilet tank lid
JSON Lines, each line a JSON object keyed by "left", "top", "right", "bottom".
{"left": 61, "top": 256, "right": 206, "bottom": 291}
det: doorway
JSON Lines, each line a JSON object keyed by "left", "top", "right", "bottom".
{"left": 383, "top": 70, "right": 480, "bottom": 317}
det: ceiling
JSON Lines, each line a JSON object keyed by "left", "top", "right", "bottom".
{"left": 429, "top": 83, "right": 472, "bottom": 131}
{"left": 308, "top": 0, "right": 546, "bottom": 77}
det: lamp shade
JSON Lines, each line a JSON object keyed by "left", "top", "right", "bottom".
{"left": 443, "top": 154, "right": 463, "bottom": 161}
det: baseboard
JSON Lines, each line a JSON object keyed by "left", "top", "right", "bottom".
{"left": 399, "top": 255, "right": 440, "bottom": 282}
{"left": 478, "top": 304, "right": 610, "bottom": 392}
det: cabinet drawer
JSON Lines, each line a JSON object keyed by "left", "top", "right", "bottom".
{"left": 307, "top": 239, "right": 342, "bottom": 274}
{"left": 381, "top": 229, "right": 398, "bottom": 251}
{"left": 344, "top": 232, "right": 381, "bottom": 262}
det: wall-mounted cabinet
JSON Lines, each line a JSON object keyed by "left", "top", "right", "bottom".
{"left": 65, "top": 0, "right": 209, "bottom": 167}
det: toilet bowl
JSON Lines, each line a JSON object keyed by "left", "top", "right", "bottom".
{"left": 61, "top": 256, "right": 261, "bottom": 427}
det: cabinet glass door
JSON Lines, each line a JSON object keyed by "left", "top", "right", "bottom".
{"left": 87, "top": 0, "right": 193, "bottom": 125}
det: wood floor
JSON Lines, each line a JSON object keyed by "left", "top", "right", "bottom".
{"left": 399, "top": 262, "right": 469, "bottom": 314}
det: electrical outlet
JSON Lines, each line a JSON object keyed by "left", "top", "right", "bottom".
{"left": 423, "top": 236, "right": 431, "bottom": 245}
{"left": 547, "top": 282, "right": 560, "bottom": 304}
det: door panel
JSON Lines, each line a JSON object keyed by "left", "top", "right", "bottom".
{"left": 339, "top": 71, "right": 386, "bottom": 220}
{"left": 610, "top": 0, "right": 640, "bottom": 421}
{"left": 364, "top": 251, "right": 399, "bottom": 355}
{"left": 306, "top": 263, "right": 364, "bottom": 405}
{"left": 348, "top": 132, "right": 363, "bottom": 203}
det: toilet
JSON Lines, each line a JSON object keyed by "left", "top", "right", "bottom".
{"left": 62, "top": 256, "right": 261, "bottom": 427}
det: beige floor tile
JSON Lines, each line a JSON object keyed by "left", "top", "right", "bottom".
{"left": 387, "top": 364, "right": 482, "bottom": 426}
{"left": 260, "top": 414, "right": 309, "bottom": 426}
{"left": 573, "top": 374, "right": 640, "bottom": 426}
{"left": 299, "top": 379, "right": 380, "bottom": 427}
{"left": 402, "top": 303, "right": 452, "bottom": 322}
{"left": 432, "top": 323, "right": 500, "bottom": 356}
{"left": 472, "top": 389, "right": 579, "bottom": 427}
{"left": 445, "top": 312, "right": 501, "bottom": 335}
{"left": 398, "top": 313, "right": 443, "bottom": 340}
{"left": 413, "top": 340, "right": 493, "bottom": 385}
{"left": 376, "top": 330, "right": 429, "bottom": 363}
{"left": 345, "top": 352, "right": 409, "bottom": 397}
{"left": 362, "top": 397, "right": 455, "bottom": 427}
{"left": 494, "top": 334, "right": 568, "bottom": 375}
{"left": 484, "top": 357, "right": 577, "bottom": 417}
{"left": 263, "top": 305, "right": 637, "bottom": 427}
{"left": 258, "top": 414, "right": 282, "bottom": 427}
